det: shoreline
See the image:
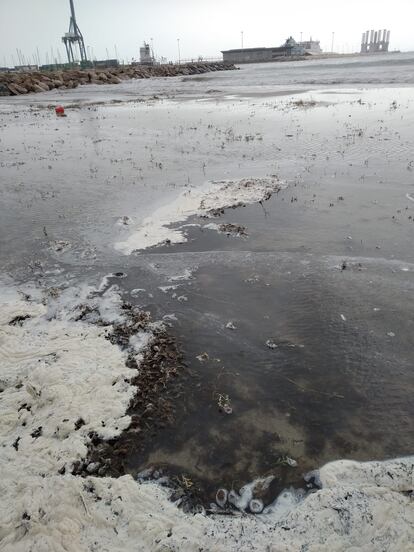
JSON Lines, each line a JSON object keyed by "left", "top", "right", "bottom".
{"left": 0, "top": 278, "right": 413, "bottom": 550}
{"left": 230, "top": 51, "right": 404, "bottom": 65}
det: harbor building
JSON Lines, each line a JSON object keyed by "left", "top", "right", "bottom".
{"left": 222, "top": 37, "right": 319, "bottom": 64}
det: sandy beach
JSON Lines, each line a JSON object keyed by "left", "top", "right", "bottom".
{"left": 1, "top": 53, "right": 413, "bottom": 550}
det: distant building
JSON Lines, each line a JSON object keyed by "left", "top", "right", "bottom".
{"left": 139, "top": 42, "right": 153, "bottom": 65}
{"left": 361, "top": 29, "right": 390, "bottom": 53}
{"left": 93, "top": 59, "right": 119, "bottom": 68}
{"left": 222, "top": 37, "right": 308, "bottom": 64}
{"left": 14, "top": 65, "right": 39, "bottom": 72}
{"left": 298, "top": 40, "right": 322, "bottom": 54}
{"left": 40, "top": 62, "right": 90, "bottom": 71}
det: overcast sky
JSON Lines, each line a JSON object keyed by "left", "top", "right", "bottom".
{"left": 0, "top": 0, "right": 413, "bottom": 66}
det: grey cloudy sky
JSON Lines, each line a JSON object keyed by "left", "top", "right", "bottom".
{"left": 0, "top": 0, "right": 413, "bottom": 66}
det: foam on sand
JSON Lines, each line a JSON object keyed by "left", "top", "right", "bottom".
{"left": 115, "top": 176, "right": 284, "bottom": 254}
{"left": 0, "top": 282, "right": 147, "bottom": 479}
{"left": 1, "top": 281, "right": 413, "bottom": 551}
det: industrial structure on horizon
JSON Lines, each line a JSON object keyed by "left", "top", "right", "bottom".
{"left": 361, "top": 29, "right": 390, "bottom": 54}
{"left": 222, "top": 37, "right": 321, "bottom": 64}
{"left": 62, "top": 0, "right": 87, "bottom": 64}
{"left": 139, "top": 42, "right": 154, "bottom": 65}
{"left": 60, "top": 0, "right": 118, "bottom": 68}
{"left": 299, "top": 40, "right": 322, "bottom": 54}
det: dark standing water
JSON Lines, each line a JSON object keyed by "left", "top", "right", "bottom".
{"left": 118, "top": 242, "right": 413, "bottom": 503}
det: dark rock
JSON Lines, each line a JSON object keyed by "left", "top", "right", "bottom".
{"left": 0, "top": 83, "right": 10, "bottom": 96}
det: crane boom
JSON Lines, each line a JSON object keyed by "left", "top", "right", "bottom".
{"left": 69, "top": 0, "right": 76, "bottom": 23}
{"left": 62, "top": 0, "right": 88, "bottom": 64}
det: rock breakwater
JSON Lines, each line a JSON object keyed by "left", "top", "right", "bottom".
{"left": 0, "top": 62, "right": 236, "bottom": 96}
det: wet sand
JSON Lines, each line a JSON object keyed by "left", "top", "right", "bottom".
{"left": 1, "top": 56, "right": 413, "bottom": 549}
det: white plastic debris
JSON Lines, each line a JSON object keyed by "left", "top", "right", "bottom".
{"left": 215, "top": 488, "right": 228, "bottom": 508}
{"left": 266, "top": 339, "right": 278, "bottom": 349}
{"left": 249, "top": 498, "right": 264, "bottom": 513}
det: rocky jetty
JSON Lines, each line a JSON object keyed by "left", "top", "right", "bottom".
{"left": 0, "top": 62, "right": 236, "bottom": 96}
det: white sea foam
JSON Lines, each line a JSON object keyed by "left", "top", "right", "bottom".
{"left": 115, "top": 176, "right": 284, "bottom": 254}
{"left": 168, "top": 268, "right": 194, "bottom": 282}
{"left": 0, "top": 282, "right": 147, "bottom": 479}
{"left": 203, "top": 222, "right": 220, "bottom": 231}
{"left": 130, "top": 288, "right": 146, "bottom": 297}
{"left": 1, "top": 281, "right": 413, "bottom": 551}
{"left": 159, "top": 285, "right": 181, "bottom": 293}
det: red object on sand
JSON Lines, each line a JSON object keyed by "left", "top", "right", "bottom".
{"left": 55, "top": 105, "right": 65, "bottom": 116}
